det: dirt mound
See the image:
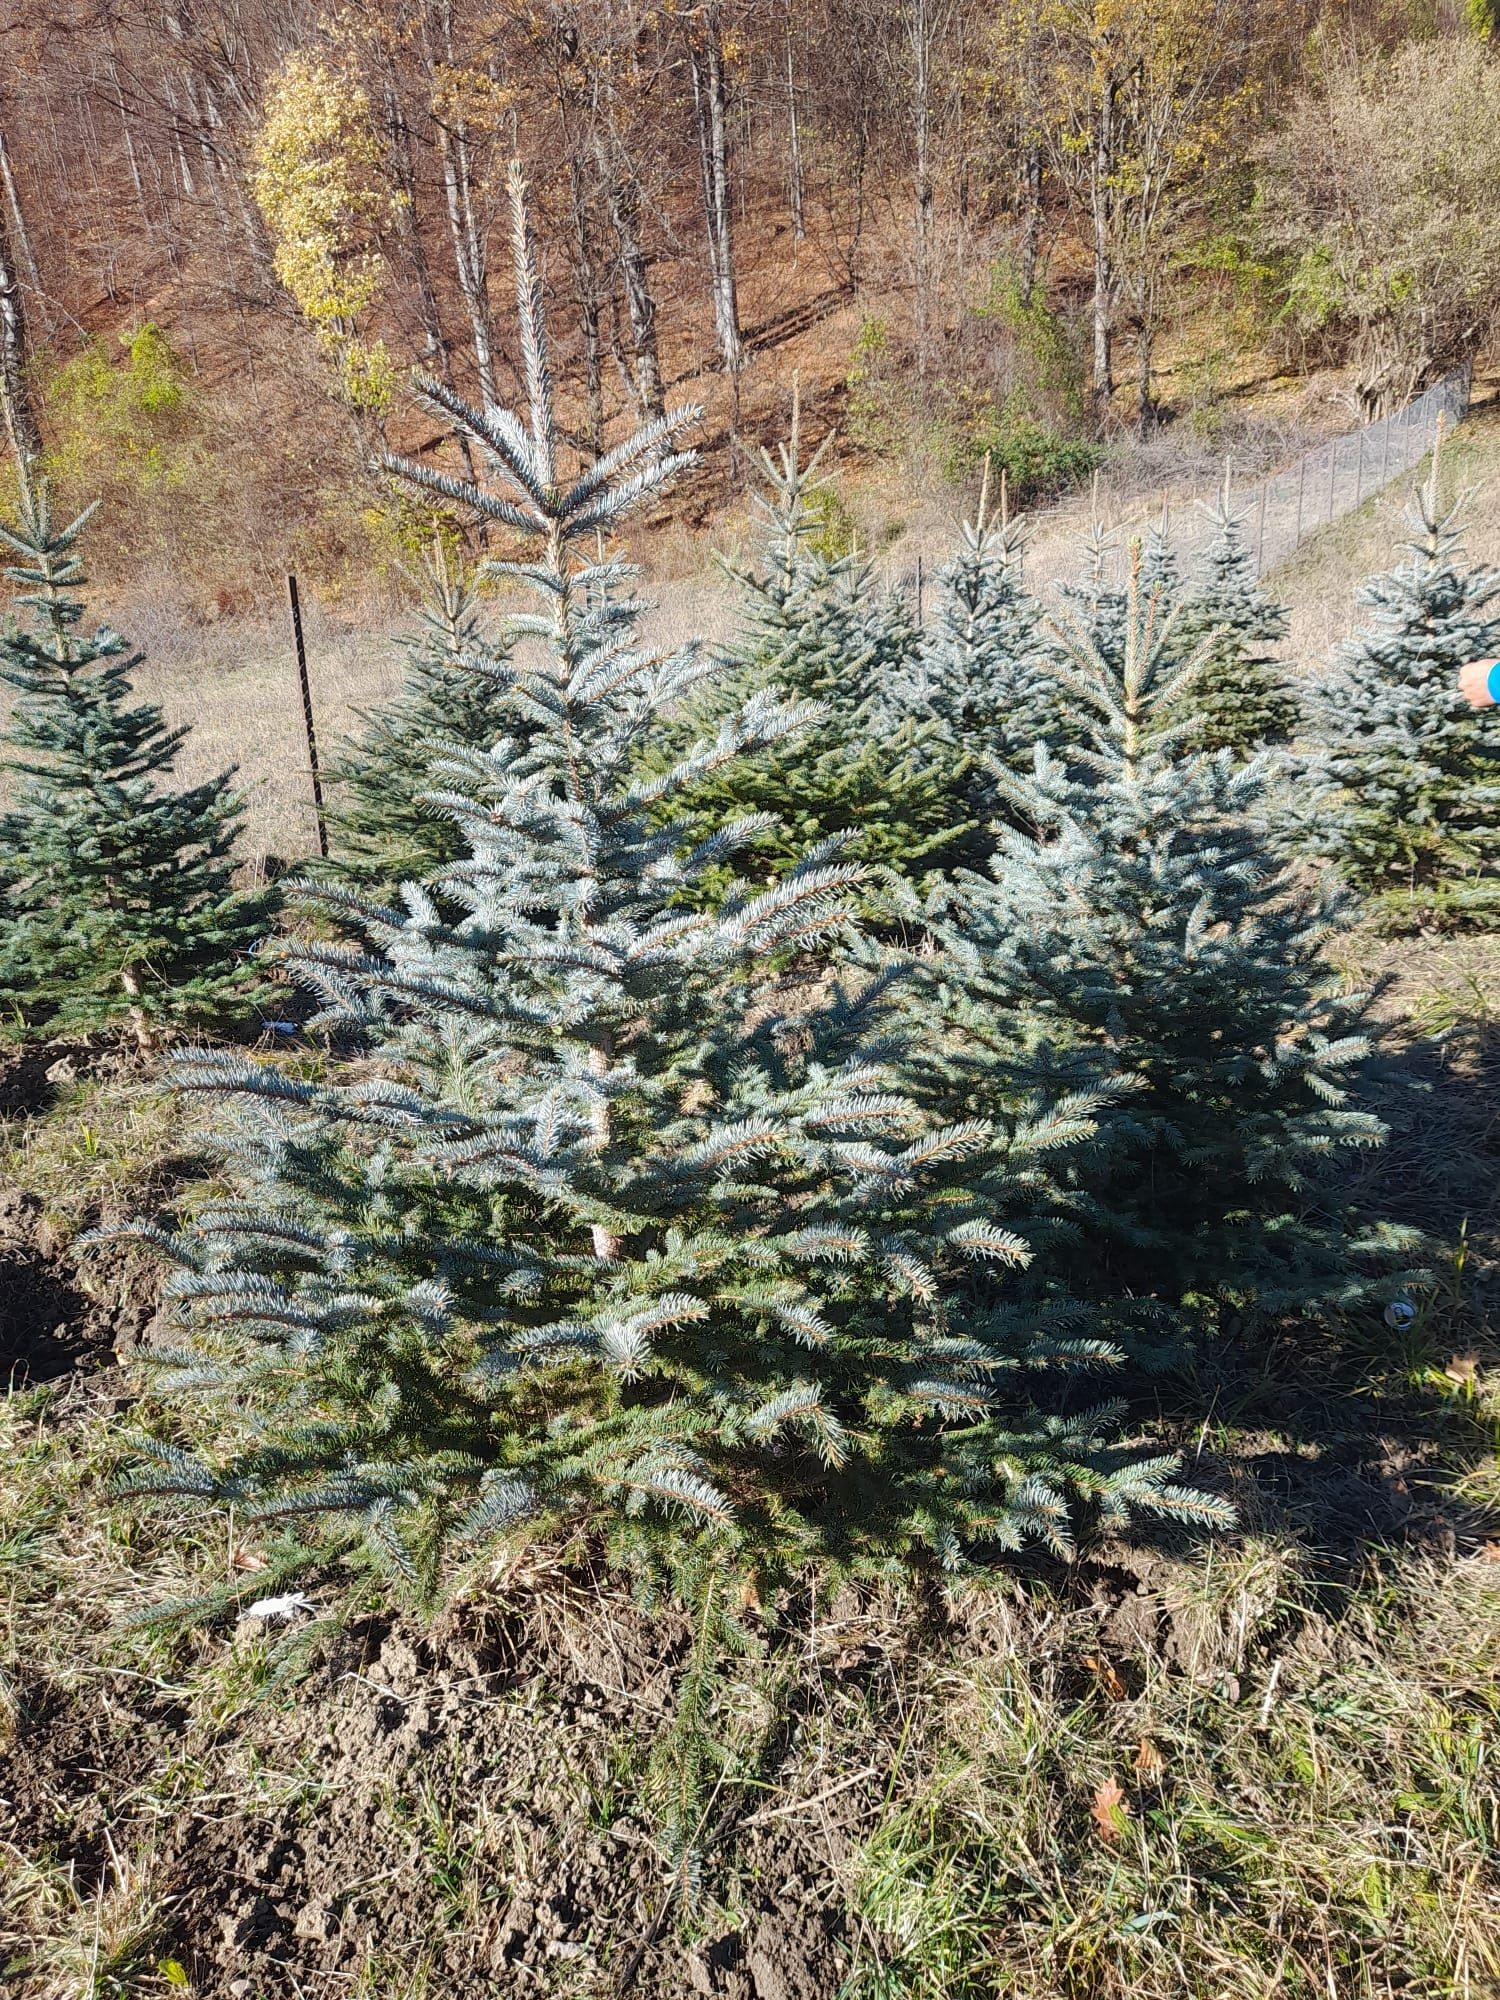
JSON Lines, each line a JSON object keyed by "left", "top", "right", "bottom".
{"left": 0, "top": 1187, "right": 161, "bottom": 1387}
{"left": 0, "top": 1202, "right": 94, "bottom": 1386}
{"left": 153, "top": 1602, "right": 856, "bottom": 1999}
{"left": 3, "top": 1579, "right": 873, "bottom": 1999}
{"left": 0, "top": 1039, "right": 192, "bottom": 1387}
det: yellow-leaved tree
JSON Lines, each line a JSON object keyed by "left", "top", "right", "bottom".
{"left": 992, "top": 0, "right": 1266, "bottom": 433}
{"left": 251, "top": 53, "right": 395, "bottom": 436}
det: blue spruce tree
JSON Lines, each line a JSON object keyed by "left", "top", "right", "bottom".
{"left": 878, "top": 466, "right": 1063, "bottom": 811}
{"left": 0, "top": 472, "right": 272, "bottom": 1046}
{"left": 1296, "top": 467, "right": 1500, "bottom": 923}
{"left": 115, "top": 171, "right": 1224, "bottom": 1598}
{"left": 916, "top": 541, "right": 1418, "bottom": 1347}
{"left": 664, "top": 410, "right": 977, "bottom": 905}
{"left": 1171, "top": 483, "right": 1294, "bottom": 756}
{"left": 1055, "top": 518, "right": 1132, "bottom": 672}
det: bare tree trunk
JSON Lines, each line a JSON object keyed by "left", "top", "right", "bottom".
{"left": 436, "top": 128, "right": 498, "bottom": 409}
{"left": 428, "top": 0, "right": 499, "bottom": 411}
{"left": 163, "top": 80, "right": 196, "bottom": 199}
{"left": 377, "top": 77, "right": 482, "bottom": 489}
{"left": 1089, "top": 81, "right": 1116, "bottom": 429}
{"left": 784, "top": 6, "right": 804, "bottom": 244}
{"left": 594, "top": 129, "right": 663, "bottom": 418}
{"left": 910, "top": 0, "right": 935, "bottom": 382}
{"left": 1135, "top": 308, "right": 1154, "bottom": 435}
{"left": 689, "top": 6, "right": 744, "bottom": 373}
{"left": 0, "top": 116, "right": 45, "bottom": 336}
{"left": 104, "top": 38, "right": 151, "bottom": 236}
{"left": 568, "top": 158, "right": 606, "bottom": 452}
{"left": 1019, "top": 140, "right": 1042, "bottom": 309}
{"left": 550, "top": 32, "right": 607, "bottom": 452}
{"left": 0, "top": 187, "right": 42, "bottom": 464}
{"left": 380, "top": 82, "right": 446, "bottom": 372}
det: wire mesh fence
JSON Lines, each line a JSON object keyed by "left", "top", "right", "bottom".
{"left": 899, "top": 363, "right": 1473, "bottom": 617}
{"left": 1070, "top": 365, "right": 1470, "bottom": 590}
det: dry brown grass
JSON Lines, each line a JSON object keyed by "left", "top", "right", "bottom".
{"left": 1272, "top": 404, "right": 1500, "bottom": 673}
{"left": 3, "top": 1360, "right": 1497, "bottom": 1998}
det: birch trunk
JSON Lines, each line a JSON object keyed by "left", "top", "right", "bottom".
{"left": 0, "top": 182, "right": 41, "bottom": 464}
{"left": 0, "top": 117, "right": 44, "bottom": 332}
{"left": 428, "top": 0, "right": 500, "bottom": 411}
{"left": 689, "top": 8, "right": 744, "bottom": 374}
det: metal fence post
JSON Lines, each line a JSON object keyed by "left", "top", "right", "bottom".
{"left": 1255, "top": 479, "right": 1267, "bottom": 574}
{"left": 287, "top": 573, "right": 329, "bottom": 862}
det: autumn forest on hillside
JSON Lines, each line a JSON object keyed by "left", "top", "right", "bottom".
{"left": 5, "top": 0, "right": 1500, "bottom": 599}
{"left": 1, "top": 4, "right": 1499, "bottom": 1999}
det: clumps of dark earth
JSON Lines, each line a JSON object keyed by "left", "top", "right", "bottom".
{"left": 0, "top": 1183, "right": 169, "bottom": 1386}
{"left": 0, "top": 1040, "right": 194, "bottom": 1387}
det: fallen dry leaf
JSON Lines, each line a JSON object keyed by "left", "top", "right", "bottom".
{"left": 1445, "top": 1352, "right": 1480, "bottom": 1385}
{"left": 1133, "top": 1736, "right": 1166, "bottom": 1780}
{"left": 1091, "top": 1775, "right": 1131, "bottom": 1842}
{"left": 1084, "top": 1652, "right": 1128, "bottom": 1701}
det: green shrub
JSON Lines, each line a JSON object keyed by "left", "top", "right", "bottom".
{"left": 972, "top": 260, "right": 1087, "bottom": 419}
{"left": 845, "top": 315, "right": 910, "bottom": 460}
{"left": 937, "top": 387, "right": 1100, "bottom": 505}
{"left": 46, "top": 324, "right": 199, "bottom": 502}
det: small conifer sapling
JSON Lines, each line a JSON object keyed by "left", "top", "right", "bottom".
{"left": 880, "top": 462, "right": 1063, "bottom": 812}
{"left": 1296, "top": 460, "right": 1500, "bottom": 921}
{"left": 323, "top": 539, "right": 515, "bottom": 894}
{"left": 1171, "top": 478, "right": 1294, "bottom": 756}
{"left": 916, "top": 542, "right": 1420, "bottom": 1345}
{"left": 0, "top": 473, "right": 272, "bottom": 1046}
{"left": 666, "top": 408, "right": 977, "bottom": 905}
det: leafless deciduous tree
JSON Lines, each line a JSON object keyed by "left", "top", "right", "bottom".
{"left": 1259, "top": 36, "right": 1500, "bottom": 417}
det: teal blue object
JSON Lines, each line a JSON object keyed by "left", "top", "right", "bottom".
{"left": 1488, "top": 659, "right": 1500, "bottom": 703}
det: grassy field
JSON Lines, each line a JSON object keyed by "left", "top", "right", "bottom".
{"left": 0, "top": 913, "right": 1495, "bottom": 2000}
{"left": 2, "top": 422, "right": 1498, "bottom": 1998}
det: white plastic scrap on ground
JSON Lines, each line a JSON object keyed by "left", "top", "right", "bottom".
{"left": 238, "top": 1591, "right": 318, "bottom": 1623}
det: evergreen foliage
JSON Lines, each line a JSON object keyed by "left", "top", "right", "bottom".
{"left": 323, "top": 541, "right": 515, "bottom": 893}
{"left": 1059, "top": 502, "right": 1292, "bottom": 759}
{"left": 1055, "top": 518, "right": 1133, "bottom": 673}
{"left": 878, "top": 466, "right": 1063, "bottom": 807}
{"left": 0, "top": 473, "right": 272, "bottom": 1044}
{"left": 1171, "top": 484, "right": 1294, "bottom": 756}
{"left": 915, "top": 543, "right": 1418, "bottom": 1342}
{"left": 665, "top": 415, "right": 977, "bottom": 904}
{"left": 1295, "top": 471, "right": 1500, "bottom": 919}
{"left": 116, "top": 171, "right": 1227, "bottom": 1599}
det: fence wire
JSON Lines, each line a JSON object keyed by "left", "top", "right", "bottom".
{"left": 1094, "top": 367, "right": 1471, "bottom": 585}
{"left": 903, "top": 363, "right": 1473, "bottom": 618}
